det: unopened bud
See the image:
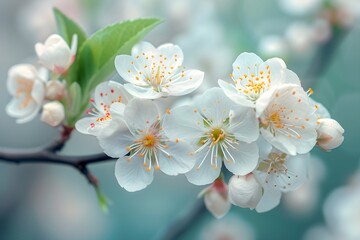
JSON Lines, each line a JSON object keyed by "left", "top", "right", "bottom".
{"left": 228, "top": 174, "right": 262, "bottom": 209}
{"left": 201, "top": 178, "right": 230, "bottom": 219}
{"left": 41, "top": 101, "right": 65, "bottom": 127}
{"left": 45, "top": 80, "right": 65, "bottom": 100}
{"left": 317, "top": 118, "right": 344, "bottom": 151}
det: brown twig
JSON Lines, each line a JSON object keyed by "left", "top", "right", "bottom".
{"left": 0, "top": 126, "right": 116, "bottom": 194}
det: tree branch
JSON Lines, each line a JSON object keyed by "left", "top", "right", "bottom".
{"left": 0, "top": 126, "right": 116, "bottom": 199}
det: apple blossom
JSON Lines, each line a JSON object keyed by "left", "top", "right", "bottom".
{"left": 75, "top": 81, "right": 132, "bottom": 136}
{"left": 6, "top": 64, "right": 45, "bottom": 124}
{"left": 115, "top": 41, "right": 204, "bottom": 99}
{"left": 163, "top": 88, "right": 259, "bottom": 185}
{"left": 41, "top": 101, "right": 65, "bottom": 127}
{"left": 200, "top": 178, "right": 230, "bottom": 219}
{"left": 98, "top": 99, "right": 195, "bottom": 192}
{"left": 316, "top": 118, "right": 344, "bottom": 151}
{"left": 256, "top": 84, "right": 318, "bottom": 155}
{"left": 218, "top": 52, "right": 300, "bottom": 107}
{"left": 35, "top": 34, "right": 77, "bottom": 75}
{"left": 228, "top": 174, "right": 262, "bottom": 209}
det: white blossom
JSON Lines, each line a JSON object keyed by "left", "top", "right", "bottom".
{"left": 115, "top": 41, "right": 204, "bottom": 99}
{"left": 218, "top": 52, "right": 300, "bottom": 107}
{"left": 6, "top": 64, "right": 45, "bottom": 123}
{"left": 75, "top": 81, "right": 132, "bottom": 136}
{"left": 256, "top": 84, "right": 318, "bottom": 155}
{"left": 35, "top": 34, "right": 77, "bottom": 74}
{"left": 41, "top": 101, "right": 65, "bottom": 127}
{"left": 252, "top": 139, "right": 309, "bottom": 213}
{"left": 163, "top": 88, "right": 259, "bottom": 185}
{"left": 98, "top": 99, "right": 195, "bottom": 192}
{"left": 317, "top": 118, "right": 344, "bottom": 151}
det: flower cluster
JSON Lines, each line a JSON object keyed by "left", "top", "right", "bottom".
{"left": 75, "top": 44, "right": 344, "bottom": 216}
{"left": 6, "top": 34, "right": 77, "bottom": 126}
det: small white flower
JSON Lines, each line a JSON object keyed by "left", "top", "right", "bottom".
{"left": 200, "top": 215, "right": 256, "bottom": 240}
{"left": 258, "top": 35, "right": 289, "bottom": 58}
{"left": 6, "top": 64, "right": 45, "bottom": 123}
{"left": 163, "top": 88, "right": 259, "bottom": 185}
{"left": 257, "top": 84, "right": 318, "bottom": 155}
{"left": 316, "top": 118, "right": 344, "bottom": 151}
{"left": 45, "top": 79, "right": 66, "bottom": 101}
{"left": 41, "top": 101, "right": 65, "bottom": 127}
{"left": 115, "top": 41, "right": 204, "bottom": 99}
{"left": 200, "top": 178, "right": 231, "bottom": 219}
{"left": 75, "top": 81, "right": 132, "bottom": 136}
{"left": 278, "top": 0, "right": 323, "bottom": 16}
{"left": 35, "top": 34, "right": 77, "bottom": 74}
{"left": 98, "top": 99, "right": 195, "bottom": 192}
{"left": 250, "top": 139, "right": 309, "bottom": 213}
{"left": 228, "top": 174, "right": 262, "bottom": 209}
{"left": 285, "top": 21, "right": 315, "bottom": 54}
{"left": 218, "top": 52, "right": 300, "bottom": 107}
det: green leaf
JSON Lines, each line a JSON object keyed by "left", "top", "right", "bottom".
{"left": 66, "top": 82, "right": 82, "bottom": 126}
{"left": 53, "top": 8, "right": 87, "bottom": 48}
{"left": 95, "top": 187, "right": 111, "bottom": 213}
{"left": 78, "top": 18, "right": 162, "bottom": 98}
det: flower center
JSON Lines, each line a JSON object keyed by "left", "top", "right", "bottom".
{"left": 258, "top": 152, "right": 288, "bottom": 175}
{"left": 16, "top": 79, "right": 33, "bottom": 109}
{"left": 269, "top": 112, "right": 283, "bottom": 129}
{"left": 142, "top": 134, "right": 157, "bottom": 148}
{"left": 210, "top": 128, "right": 225, "bottom": 145}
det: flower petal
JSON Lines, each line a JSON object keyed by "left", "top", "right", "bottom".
{"left": 115, "top": 55, "right": 148, "bottom": 86}
{"left": 229, "top": 105, "right": 259, "bottom": 143}
{"left": 157, "top": 43, "right": 184, "bottom": 68}
{"left": 123, "top": 83, "right": 162, "bottom": 99}
{"left": 255, "top": 187, "right": 282, "bottom": 213}
{"left": 158, "top": 141, "right": 195, "bottom": 175}
{"left": 98, "top": 118, "right": 134, "bottom": 158}
{"left": 115, "top": 156, "right": 154, "bottom": 192}
{"left": 218, "top": 79, "right": 254, "bottom": 107}
{"left": 124, "top": 98, "right": 160, "bottom": 131}
{"left": 195, "top": 87, "right": 234, "bottom": 125}
{"left": 162, "top": 105, "right": 206, "bottom": 143}
{"left": 165, "top": 69, "right": 204, "bottom": 96}
{"left": 232, "top": 52, "right": 264, "bottom": 80}
{"left": 75, "top": 117, "right": 104, "bottom": 136}
{"left": 223, "top": 142, "right": 259, "bottom": 176}
{"left": 186, "top": 150, "right": 222, "bottom": 185}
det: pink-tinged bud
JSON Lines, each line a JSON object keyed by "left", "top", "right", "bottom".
{"left": 228, "top": 174, "right": 262, "bottom": 209}
{"left": 45, "top": 80, "right": 66, "bottom": 101}
{"left": 41, "top": 101, "right": 65, "bottom": 127}
{"left": 35, "top": 34, "right": 77, "bottom": 75}
{"left": 200, "top": 178, "right": 230, "bottom": 219}
{"left": 317, "top": 118, "right": 344, "bottom": 151}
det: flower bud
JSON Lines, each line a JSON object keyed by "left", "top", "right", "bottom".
{"left": 35, "top": 34, "right": 77, "bottom": 74}
{"left": 317, "top": 118, "right": 344, "bottom": 151}
{"left": 41, "top": 101, "right": 65, "bottom": 127}
{"left": 228, "top": 174, "right": 262, "bottom": 209}
{"left": 45, "top": 80, "right": 66, "bottom": 100}
{"left": 201, "top": 178, "right": 230, "bottom": 219}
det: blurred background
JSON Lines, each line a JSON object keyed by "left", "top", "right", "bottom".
{"left": 0, "top": 0, "right": 359, "bottom": 239}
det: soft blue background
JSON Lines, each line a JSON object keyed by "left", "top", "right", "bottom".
{"left": 0, "top": 0, "right": 359, "bottom": 239}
